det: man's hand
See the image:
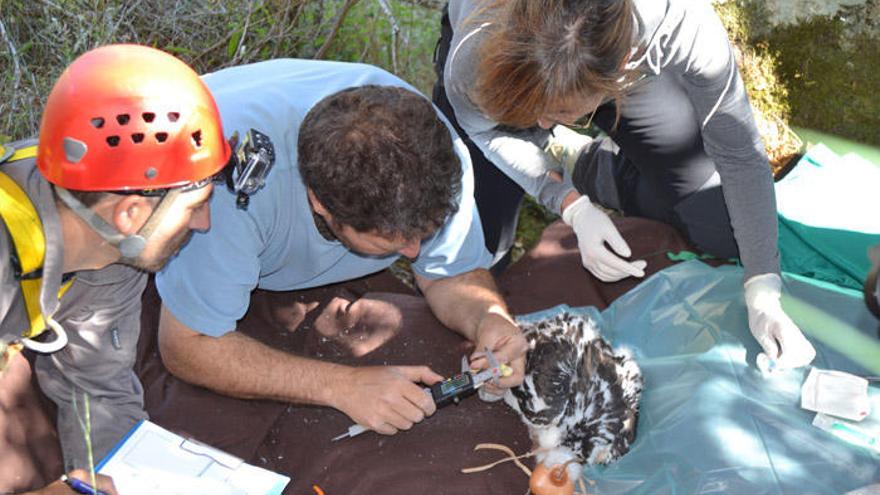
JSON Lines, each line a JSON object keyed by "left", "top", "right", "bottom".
{"left": 416, "top": 269, "right": 525, "bottom": 397}
{"left": 562, "top": 195, "right": 647, "bottom": 282}
{"left": 28, "top": 470, "right": 118, "bottom": 495}
{"left": 332, "top": 365, "right": 442, "bottom": 435}
{"left": 745, "top": 273, "right": 816, "bottom": 369}
{"left": 471, "top": 312, "right": 528, "bottom": 396}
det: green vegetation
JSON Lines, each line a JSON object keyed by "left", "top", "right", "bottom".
{"left": 716, "top": 0, "right": 880, "bottom": 149}
{"left": 1, "top": 1, "right": 876, "bottom": 261}
{"left": 0, "top": 0, "right": 441, "bottom": 143}
{"left": 715, "top": 1, "right": 801, "bottom": 174}
{"left": 511, "top": 196, "right": 560, "bottom": 262}
{"left": 770, "top": 12, "right": 880, "bottom": 147}
{"left": 72, "top": 391, "right": 97, "bottom": 494}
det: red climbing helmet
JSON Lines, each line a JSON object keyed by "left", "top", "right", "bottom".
{"left": 36, "top": 44, "right": 230, "bottom": 191}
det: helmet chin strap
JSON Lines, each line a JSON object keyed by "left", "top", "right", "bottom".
{"left": 23, "top": 187, "right": 181, "bottom": 355}
{"left": 55, "top": 186, "right": 182, "bottom": 260}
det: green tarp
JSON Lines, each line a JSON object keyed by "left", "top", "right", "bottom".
{"left": 776, "top": 142, "right": 880, "bottom": 290}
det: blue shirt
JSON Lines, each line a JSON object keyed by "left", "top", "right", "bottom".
{"left": 156, "top": 59, "right": 491, "bottom": 336}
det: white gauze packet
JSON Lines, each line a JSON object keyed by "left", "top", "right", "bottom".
{"left": 800, "top": 368, "right": 871, "bottom": 422}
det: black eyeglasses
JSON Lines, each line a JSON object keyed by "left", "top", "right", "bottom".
{"left": 113, "top": 169, "right": 225, "bottom": 198}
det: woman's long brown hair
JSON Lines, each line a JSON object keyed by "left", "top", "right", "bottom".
{"left": 474, "top": 0, "right": 637, "bottom": 128}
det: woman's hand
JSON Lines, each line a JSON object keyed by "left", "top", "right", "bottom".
{"left": 563, "top": 195, "right": 647, "bottom": 282}
{"left": 745, "top": 273, "right": 816, "bottom": 369}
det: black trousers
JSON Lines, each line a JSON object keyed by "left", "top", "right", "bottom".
{"left": 583, "top": 67, "right": 738, "bottom": 259}
{"left": 431, "top": 7, "right": 739, "bottom": 266}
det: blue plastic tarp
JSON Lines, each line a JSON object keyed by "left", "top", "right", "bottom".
{"left": 520, "top": 261, "right": 880, "bottom": 494}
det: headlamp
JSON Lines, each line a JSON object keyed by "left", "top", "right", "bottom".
{"left": 223, "top": 128, "right": 275, "bottom": 210}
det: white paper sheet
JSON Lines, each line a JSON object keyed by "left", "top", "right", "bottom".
{"left": 97, "top": 420, "right": 290, "bottom": 495}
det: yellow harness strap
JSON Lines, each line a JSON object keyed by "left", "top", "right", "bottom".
{"left": 9, "top": 145, "right": 37, "bottom": 162}
{"left": 0, "top": 145, "right": 73, "bottom": 340}
{"left": 0, "top": 144, "right": 10, "bottom": 163}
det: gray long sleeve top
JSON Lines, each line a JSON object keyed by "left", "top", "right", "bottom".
{"left": 443, "top": 0, "right": 781, "bottom": 280}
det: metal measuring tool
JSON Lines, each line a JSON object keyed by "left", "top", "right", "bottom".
{"left": 331, "top": 348, "right": 513, "bottom": 442}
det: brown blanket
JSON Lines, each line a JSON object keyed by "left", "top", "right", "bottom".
{"left": 0, "top": 217, "right": 692, "bottom": 494}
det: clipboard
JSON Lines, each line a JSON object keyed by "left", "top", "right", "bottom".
{"left": 96, "top": 420, "right": 290, "bottom": 495}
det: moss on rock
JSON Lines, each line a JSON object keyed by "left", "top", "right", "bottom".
{"left": 768, "top": 12, "right": 880, "bottom": 146}
{"left": 716, "top": 0, "right": 879, "bottom": 148}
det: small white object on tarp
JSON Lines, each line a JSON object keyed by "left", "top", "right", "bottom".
{"left": 800, "top": 367, "right": 871, "bottom": 422}
{"left": 812, "top": 413, "right": 880, "bottom": 455}
{"left": 801, "top": 368, "right": 879, "bottom": 454}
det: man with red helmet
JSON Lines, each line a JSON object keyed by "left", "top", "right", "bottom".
{"left": 0, "top": 43, "right": 229, "bottom": 488}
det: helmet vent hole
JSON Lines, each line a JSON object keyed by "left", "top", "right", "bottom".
{"left": 142, "top": 112, "right": 156, "bottom": 123}
{"left": 155, "top": 132, "right": 168, "bottom": 143}
{"left": 90, "top": 117, "right": 105, "bottom": 129}
{"left": 106, "top": 136, "right": 121, "bottom": 147}
{"left": 116, "top": 114, "right": 130, "bottom": 125}
{"left": 131, "top": 133, "right": 145, "bottom": 144}
{"left": 167, "top": 112, "right": 180, "bottom": 123}
{"left": 191, "top": 130, "right": 202, "bottom": 148}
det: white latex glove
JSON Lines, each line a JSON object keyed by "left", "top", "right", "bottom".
{"left": 562, "top": 195, "right": 647, "bottom": 282}
{"left": 744, "top": 273, "right": 816, "bottom": 369}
